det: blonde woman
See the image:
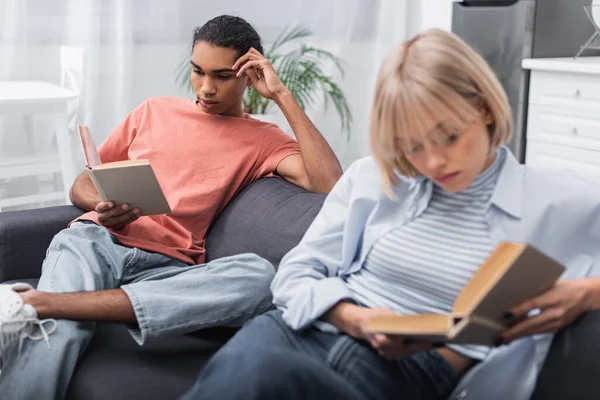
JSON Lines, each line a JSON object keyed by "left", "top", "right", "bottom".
{"left": 179, "top": 29, "right": 600, "bottom": 400}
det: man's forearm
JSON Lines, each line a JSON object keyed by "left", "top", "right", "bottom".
{"left": 70, "top": 172, "right": 101, "bottom": 211}
{"left": 274, "top": 90, "right": 343, "bottom": 193}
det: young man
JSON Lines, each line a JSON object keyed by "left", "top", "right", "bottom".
{"left": 0, "top": 15, "right": 342, "bottom": 399}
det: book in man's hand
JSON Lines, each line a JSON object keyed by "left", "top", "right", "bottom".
{"left": 79, "top": 125, "right": 171, "bottom": 216}
{"left": 365, "top": 242, "right": 565, "bottom": 346}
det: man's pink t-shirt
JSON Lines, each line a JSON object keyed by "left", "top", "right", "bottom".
{"left": 76, "top": 97, "right": 300, "bottom": 265}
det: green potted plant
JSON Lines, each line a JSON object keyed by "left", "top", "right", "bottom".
{"left": 176, "top": 25, "right": 352, "bottom": 139}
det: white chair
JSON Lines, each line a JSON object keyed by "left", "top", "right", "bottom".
{"left": 22, "top": 47, "right": 85, "bottom": 159}
{"left": 0, "top": 46, "right": 85, "bottom": 212}
{"left": 60, "top": 46, "right": 86, "bottom": 129}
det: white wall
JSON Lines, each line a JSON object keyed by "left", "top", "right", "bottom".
{"left": 407, "top": 0, "right": 456, "bottom": 37}
{"left": 0, "top": 0, "right": 458, "bottom": 212}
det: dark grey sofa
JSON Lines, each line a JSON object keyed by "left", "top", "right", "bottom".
{"left": 1, "top": 177, "right": 599, "bottom": 399}
{"left": 0, "top": 178, "right": 325, "bottom": 400}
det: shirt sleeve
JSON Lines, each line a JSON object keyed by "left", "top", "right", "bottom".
{"left": 271, "top": 161, "right": 368, "bottom": 330}
{"left": 253, "top": 125, "right": 300, "bottom": 180}
{"left": 97, "top": 102, "right": 145, "bottom": 163}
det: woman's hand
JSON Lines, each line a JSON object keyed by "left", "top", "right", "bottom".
{"left": 323, "top": 302, "right": 432, "bottom": 360}
{"left": 502, "top": 279, "right": 593, "bottom": 343}
{"left": 364, "top": 332, "right": 434, "bottom": 360}
{"left": 232, "top": 48, "right": 289, "bottom": 100}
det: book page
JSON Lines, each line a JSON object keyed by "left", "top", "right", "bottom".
{"left": 79, "top": 125, "right": 102, "bottom": 167}
{"left": 453, "top": 242, "right": 524, "bottom": 315}
{"left": 366, "top": 314, "right": 452, "bottom": 335}
{"left": 95, "top": 159, "right": 149, "bottom": 169}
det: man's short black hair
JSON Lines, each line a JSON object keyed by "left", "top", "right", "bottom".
{"left": 192, "top": 15, "right": 263, "bottom": 57}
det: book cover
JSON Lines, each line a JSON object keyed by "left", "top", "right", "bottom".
{"left": 79, "top": 125, "right": 171, "bottom": 216}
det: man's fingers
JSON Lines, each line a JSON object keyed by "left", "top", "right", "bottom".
{"left": 99, "top": 208, "right": 139, "bottom": 225}
{"left": 248, "top": 47, "right": 262, "bottom": 56}
{"left": 236, "top": 60, "right": 263, "bottom": 77}
{"left": 232, "top": 47, "right": 265, "bottom": 70}
{"left": 245, "top": 68, "right": 259, "bottom": 84}
{"left": 96, "top": 202, "right": 126, "bottom": 216}
{"left": 111, "top": 212, "right": 139, "bottom": 229}
{"left": 95, "top": 201, "right": 114, "bottom": 213}
{"left": 231, "top": 55, "right": 250, "bottom": 71}
{"left": 232, "top": 53, "right": 260, "bottom": 71}
{"left": 98, "top": 204, "right": 132, "bottom": 220}
{"left": 102, "top": 212, "right": 138, "bottom": 229}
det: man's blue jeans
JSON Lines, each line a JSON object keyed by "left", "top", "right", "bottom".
{"left": 180, "top": 309, "right": 460, "bottom": 400}
{"left": 0, "top": 221, "right": 275, "bottom": 400}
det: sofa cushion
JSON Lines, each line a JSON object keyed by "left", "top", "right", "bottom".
{"left": 205, "top": 178, "right": 325, "bottom": 267}
{"left": 66, "top": 323, "right": 237, "bottom": 400}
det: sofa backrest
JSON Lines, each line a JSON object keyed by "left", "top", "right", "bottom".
{"left": 205, "top": 178, "right": 325, "bottom": 268}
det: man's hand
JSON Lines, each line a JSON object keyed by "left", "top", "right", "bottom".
{"left": 95, "top": 201, "right": 140, "bottom": 230}
{"left": 231, "top": 49, "right": 342, "bottom": 194}
{"left": 323, "top": 302, "right": 433, "bottom": 360}
{"left": 232, "top": 48, "right": 288, "bottom": 101}
{"left": 502, "top": 279, "right": 591, "bottom": 343}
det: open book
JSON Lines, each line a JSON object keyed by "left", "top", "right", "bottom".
{"left": 79, "top": 125, "right": 171, "bottom": 216}
{"left": 365, "top": 242, "right": 565, "bottom": 346}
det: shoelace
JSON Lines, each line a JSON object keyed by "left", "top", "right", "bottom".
{"left": 21, "top": 318, "right": 58, "bottom": 352}
{"left": 0, "top": 317, "right": 57, "bottom": 353}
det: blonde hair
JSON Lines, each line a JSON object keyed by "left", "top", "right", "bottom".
{"left": 369, "top": 29, "right": 512, "bottom": 194}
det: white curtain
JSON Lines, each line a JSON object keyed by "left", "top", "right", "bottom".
{"left": 0, "top": 0, "right": 417, "bottom": 210}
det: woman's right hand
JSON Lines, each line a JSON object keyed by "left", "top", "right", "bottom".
{"left": 323, "top": 302, "right": 433, "bottom": 360}
{"left": 95, "top": 201, "right": 140, "bottom": 230}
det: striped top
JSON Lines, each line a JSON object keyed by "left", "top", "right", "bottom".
{"left": 345, "top": 148, "right": 506, "bottom": 360}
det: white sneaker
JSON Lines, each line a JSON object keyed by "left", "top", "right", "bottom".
{"left": 0, "top": 283, "right": 57, "bottom": 358}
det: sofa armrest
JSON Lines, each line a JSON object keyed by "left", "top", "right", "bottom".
{"left": 0, "top": 205, "right": 83, "bottom": 282}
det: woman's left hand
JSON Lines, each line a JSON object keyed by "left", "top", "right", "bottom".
{"left": 365, "top": 333, "right": 433, "bottom": 361}
{"left": 501, "top": 279, "right": 591, "bottom": 343}
{"left": 232, "top": 48, "right": 288, "bottom": 100}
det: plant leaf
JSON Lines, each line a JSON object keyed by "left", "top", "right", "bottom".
{"left": 267, "top": 25, "right": 312, "bottom": 56}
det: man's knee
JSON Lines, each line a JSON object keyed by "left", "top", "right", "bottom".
{"left": 226, "top": 253, "right": 276, "bottom": 298}
{"left": 39, "top": 224, "right": 116, "bottom": 291}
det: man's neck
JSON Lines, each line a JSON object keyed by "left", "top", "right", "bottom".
{"left": 219, "top": 105, "right": 244, "bottom": 117}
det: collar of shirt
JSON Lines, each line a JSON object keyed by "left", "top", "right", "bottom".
{"left": 394, "top": 146, "right": 523, "bottom": 221}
